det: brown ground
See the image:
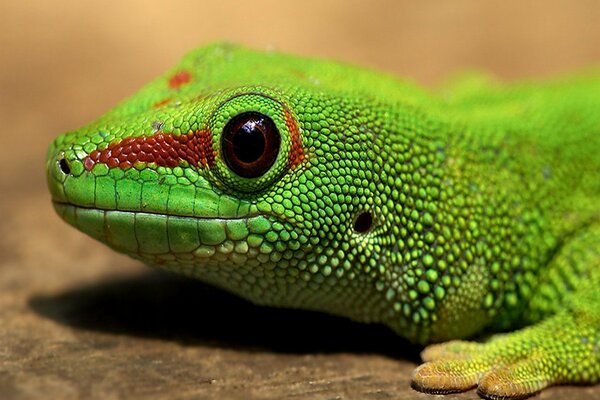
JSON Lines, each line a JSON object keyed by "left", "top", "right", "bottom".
{"left": 2, "top": 1, "right": 600, "bottom": 399}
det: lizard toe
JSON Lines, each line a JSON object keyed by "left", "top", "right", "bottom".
{"left": 411, "top": 359, "right": 483, "bottom": 394}
{"left": 477, "top": 356, "right": 552, "bottom": 400}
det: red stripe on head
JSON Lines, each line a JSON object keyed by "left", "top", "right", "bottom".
{"left": 168, "top": 71, "right": 191, "bottom": 89}
{"left": 153, "top": 98, "right": 171, "bottom": 108}
{"left": 284, "top": 108, "right": 304, "bottom": 169}
{"left": 84, "top": 130, "right": 215, "bottom": 171}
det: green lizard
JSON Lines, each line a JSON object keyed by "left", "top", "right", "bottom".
{"left": 46, "top": 43, "right": 600, "bottom": 400}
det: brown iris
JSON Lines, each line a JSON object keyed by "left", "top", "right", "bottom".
{"left": 221, "top": 112, "right": 281, "bottom": 178}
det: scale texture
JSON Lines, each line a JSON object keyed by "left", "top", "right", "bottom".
{"left": 46, "top": 43, "right": 600, "bottom": 399}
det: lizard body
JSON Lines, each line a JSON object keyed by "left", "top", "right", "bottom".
{"left": 47, "top": 43, "right": 600, "bottom": 399}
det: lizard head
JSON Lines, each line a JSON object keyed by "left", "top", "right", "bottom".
{"left": 47, "top": 43, "right": 460, "bottom": 341}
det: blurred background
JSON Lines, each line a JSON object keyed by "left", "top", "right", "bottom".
{"left": 2, "top": 1, "right": 600, "bottom": 399}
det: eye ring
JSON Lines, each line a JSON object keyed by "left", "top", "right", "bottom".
{"left": 221, "top": 111, "right": 281, "bottom": 178}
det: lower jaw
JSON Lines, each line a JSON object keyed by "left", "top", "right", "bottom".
{"left": 52, "top": 202, "right": 269, "bottom": 258}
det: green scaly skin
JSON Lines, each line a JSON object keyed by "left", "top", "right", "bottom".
{"left": 46, "top": 43, "right": 600, "bottom": 400}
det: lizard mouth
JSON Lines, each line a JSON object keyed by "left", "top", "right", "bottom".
{"left": 51, "top": 201, "right": 262, "bottom": 221}
{"left": 52, "top": 201, "right": 272, "bottom": 257}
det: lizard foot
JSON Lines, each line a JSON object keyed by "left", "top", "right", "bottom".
{"left": 412, "top": 347, "right": 551, "bottom": 400}
{"left": 410, "top": 300, "right": 600, "bottom": 399}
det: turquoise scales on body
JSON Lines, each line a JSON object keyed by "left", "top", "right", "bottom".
{"left": 47, "top": 43, "right": 600, "bottom": 400}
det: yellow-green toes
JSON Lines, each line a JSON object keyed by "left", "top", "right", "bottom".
{"left": 476, "top": 356, "right": 553, "bottom": 400}
{"left": 411, "top": 340, "right": 555, "bottom": 400}
{"left": 412, "top": 284, "right": 600, "bottom": 400}
{"left": 411, "top": 358, "right": 481, "bottom": 395}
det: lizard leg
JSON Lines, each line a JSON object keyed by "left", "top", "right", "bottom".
{"left": 412, "top": 224, "right": 600, "bottom": 400}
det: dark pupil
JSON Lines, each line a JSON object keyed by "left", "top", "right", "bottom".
{"left": 222, "top": 111, "right": 281, "bottom": 179}
{"left": 233, "top": 121, "right": 266, "bottom": 163}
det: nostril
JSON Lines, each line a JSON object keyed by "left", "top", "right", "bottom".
{"left": 58, "top": 157, "right": 71, "bottom": 175}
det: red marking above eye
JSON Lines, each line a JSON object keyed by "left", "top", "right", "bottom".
{"left": 284, "top": 108, "right": 304, "bottom": 169}
{"left": 84, "top": 130, "right": 215, "bottom": 171}
{"left": 168, "top": 70, "right": 191, "bottom": 89}
{"left": 153, "top": 98, "right": 171, "bottom": 108}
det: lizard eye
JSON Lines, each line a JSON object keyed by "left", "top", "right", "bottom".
{"left": 221, "top": 112, "right": 281, "bottom": 178}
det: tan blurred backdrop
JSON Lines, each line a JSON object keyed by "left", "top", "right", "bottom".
{"left": 2, "top": 0, "right": 600, "bottom": 194}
